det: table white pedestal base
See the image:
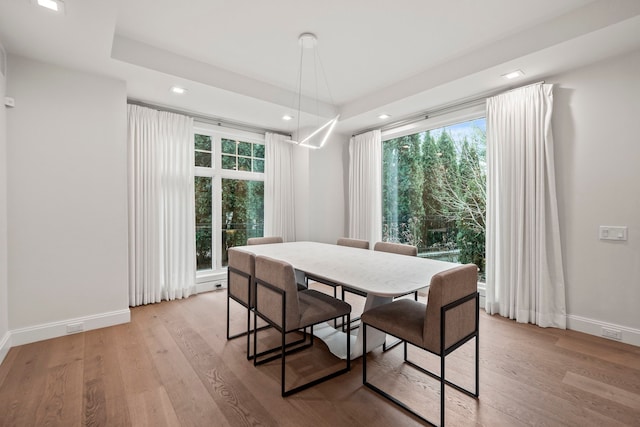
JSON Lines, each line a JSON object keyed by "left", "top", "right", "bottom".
{"left": 313, "top": 294, "right": 392, "bottom": 360}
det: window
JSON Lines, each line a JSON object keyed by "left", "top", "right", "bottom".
{"left": 220, "top": 178, "right": 264, "bottom": 265}
{"left": 382, "top": 117, "right": 486, "bottom": 280}
{"left": 195, "top": 176, "right": 213, "bottom": 270}
{"left": 221, "top": 138, "right": 265, "bottom": 172}
{"left": 195, "top": 134, "right": 212, "bottom": 167}
{"left": 194, "top": 126, "right": 265, "bottom": 273}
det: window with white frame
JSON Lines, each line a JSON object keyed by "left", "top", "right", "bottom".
{"left": 194, "top": 125, "right": 265, "bottom": 273}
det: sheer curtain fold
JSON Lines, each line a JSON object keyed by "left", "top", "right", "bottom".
{"left": 264, "top": 132, "right": 296, "bottom": 242}
{"left": 348, "top": 130, "right": 382, "bottom": 248}
{"left": 128, "top": 105, "right": 196, "bottom": 306}
{"left": 485, "top": 83, "right": 566, "bottom": 328}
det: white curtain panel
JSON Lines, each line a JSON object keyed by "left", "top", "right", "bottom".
{"left": 485, "top": 83, "right": 566, "bottom": 328}
{"left": 128, "top": 105, "right": 196, "bottom": 306}
{"left": 264, "top": 132, "right": 296, "bottom": 242}
{"left": 348, "top": 130, "right": 382, "bottom": 248}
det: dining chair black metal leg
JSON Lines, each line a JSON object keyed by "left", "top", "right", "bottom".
{"left": 246, "top": 305, "right": 251, "bottom": 359}
{"left": 362, "top": 323, "right": 367, "bottom": 383}
{"left": 441, "top": 350, "right": 446, "bottom": 426}
{"left": 346, "top": 313, "right": 351, "bottom": 370}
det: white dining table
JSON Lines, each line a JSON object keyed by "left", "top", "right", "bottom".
{"left": 233, "top": 241, "right": 460, "bottom": 359}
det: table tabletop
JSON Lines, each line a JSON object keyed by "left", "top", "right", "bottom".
{"left": 232, "top": 241, "right": 460, "bottom": 297}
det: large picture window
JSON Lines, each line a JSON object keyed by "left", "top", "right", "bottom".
{"left": 194, "top": 126, "right": 265, "bottom": 273}
{"left": 382, "top": 117, "right": 486, "bottom": 279}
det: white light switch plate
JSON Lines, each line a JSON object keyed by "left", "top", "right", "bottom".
{"left": 599, "top": 226, "right": 627, "bottom": 241}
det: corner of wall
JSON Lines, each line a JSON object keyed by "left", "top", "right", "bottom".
{"left": 0, "top": 38, "right": 9, "bottom": 365}
{"left": 0, "top": 331, "right": 10, "bottom": 366}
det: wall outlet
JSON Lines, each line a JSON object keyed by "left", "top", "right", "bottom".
{"left": 602, "top": 327, "right": 622, "bottom": 341}
{"left": 599, "top": 226, "right": 628, "bottom": 241}
{"left": 66, "top": 322, "right": 84, "bottom": 334}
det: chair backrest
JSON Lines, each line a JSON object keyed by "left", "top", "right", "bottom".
{"left": 373, "top": 241, "right": 418, "bottom": 257}
{"left": 424, "top": 264, "right": 478, "bottom": 354}
{"left": 337, "top": 237, "right": 369, "bottom": 250}
{"left": 227, "top": 248, "right": 255, "bottom": 307}
{"left": 247, "top": 236, "right": 283, "bottom": 245}
{"left": 254, "top": 255, "right": 300, "bottom": 331}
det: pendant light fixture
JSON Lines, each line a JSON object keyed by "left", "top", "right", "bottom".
{"left": 286, "top": 33, "right": 340, "bottom": 150}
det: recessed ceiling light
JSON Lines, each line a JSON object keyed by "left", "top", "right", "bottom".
{"left": 503, "top": 70, "right": 525, "bottom": 80}
{"left": 34, "top": 0, "right": 65, "bottom": 13}
{"left": 378, "top": 113, "right": 391, "bottom": 120}
{"left": 170, "top": 86, "right": 187, "bottom": 95}
{"left": 282, "top": 114, "right": 293, "bottom": 121}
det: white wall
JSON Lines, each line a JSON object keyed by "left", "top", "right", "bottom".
{"left": 551, "top": 48, "right": 640, "bottom": 342}
{"left": 6, "top": 55, "right": 130, "bottom": 344}
{"left": 293, "top": 131, "right": 348, "bottom": 243}
{"left": 292, "top": 144, "right": 310, "bottom": 241}
{"left": 308, "top": 132, "right": 348, "bottom": 243}
{"left": 0, "top": 41, "right": 9, "bottom": 361}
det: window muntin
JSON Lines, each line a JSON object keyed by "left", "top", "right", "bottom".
{"left": 220, "top": 138, "right": 265, "bottom": 173}
{"left": 382, "top": 117, "right": 486, "bottom": 279}
{"left": 195, "top": 134, "right": 212, "bottom": 168}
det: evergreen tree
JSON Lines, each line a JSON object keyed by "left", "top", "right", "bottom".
{"left": 421, "top": 131, "right": 439, "bottom": 249}
{"left": 195, "top": 176, "right": 212, "bottom": 269}
{"left": 382, "top": 138, "right": 401, "bottom": 241}
{"left": 434, "top": 130, "right": 460, "bottom": 247}
{"left": 382, "top": 133, "right": 423, "bottom": 245}
{"left": 382, "top": 119, "right": 487, "bottom": 278}
{"left": 457, "top": 139, "right": 486, "bottom": 272}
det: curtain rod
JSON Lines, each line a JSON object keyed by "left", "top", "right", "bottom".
{"left": 352, "top": 80, "right": 545, "bottom": 137}
{"left": 127, "top": 98, "right": 291, "bottom": 138}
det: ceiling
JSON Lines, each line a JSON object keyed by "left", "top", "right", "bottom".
{"left": 1, "top": 0, "right": 640, "bottom": 136}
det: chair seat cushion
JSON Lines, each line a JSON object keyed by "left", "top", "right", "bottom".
{"left": 361, "top": 299, "right": 425, "bottom": 348}
{"left": 294, "top": 290, "right": 351, "bottom": 331}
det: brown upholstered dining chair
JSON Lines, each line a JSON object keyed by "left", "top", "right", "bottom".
{"left": 361, "top": 264, "right": 479, "bottom": 427}
{"left": 370, "top": 241, "right": 419, "bottom": 350}
{"left": 226, "top": 248, "right": 270, "bottom": 359}
{"left": 336, "top": 237, "right": 370, "bottom": 250}
{"left": 373, "top": 241, "right": 418, "bottom": 256}
{"left": 372, "top": 242, "right": 419, "bottom": 305}
{"left": 247, "top": 236, "right": 284, "bottom": 245}
{"left": 226, "top": 236, "right": 284, "bottom": 358}
{"left": 253, "top": 255, "right": 352, "bottom": 397}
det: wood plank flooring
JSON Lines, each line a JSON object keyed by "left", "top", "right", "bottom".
{"left": 1, "top": 286, "right": 639, "bottom": 426}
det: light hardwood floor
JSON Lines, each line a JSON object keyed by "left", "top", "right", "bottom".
{"left": 1, "top": 286, "right": 639, "bottom": 426}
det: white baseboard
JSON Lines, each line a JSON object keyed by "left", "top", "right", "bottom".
{"left": 0, "top": 331, "right": 11, "bottom": 366}
{"left": 195, "top": 274, "right": 227, "bottom": 294}
{"left": 478, "top": 284, "right": 486, "bottom": 308}
{"left": 10, "top": 309, "right": 131, "bottom": 347}
{"left": 567, "top": 314, "right": 640, "bottom": 347}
